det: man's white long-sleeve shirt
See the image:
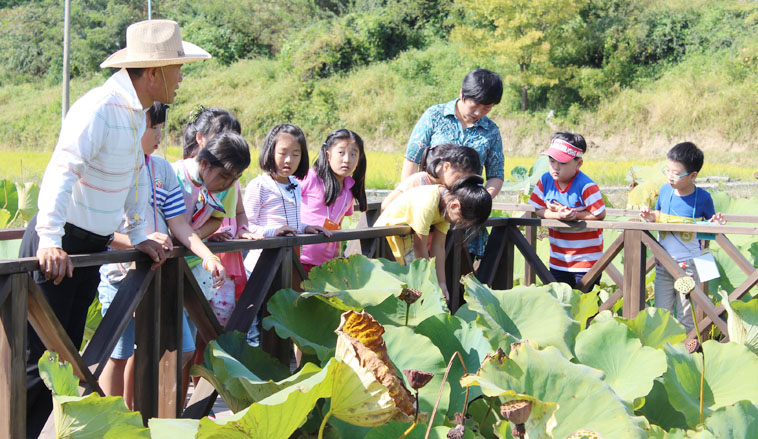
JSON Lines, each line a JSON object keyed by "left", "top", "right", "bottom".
{"left": 36, "top": 68, "right": 149, "bottom": 249}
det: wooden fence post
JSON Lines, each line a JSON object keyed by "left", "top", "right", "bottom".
{"left": 0, "top": 275, "right": 26, "bottom": 439}
{"left": 134, "top": 266, "right": 161, "bottom": 424}
{"left": 158, "top": 258, "right": 182, "bottom": 418}
{"left": 622, "top": 230, "right": 646, "bottom": 318}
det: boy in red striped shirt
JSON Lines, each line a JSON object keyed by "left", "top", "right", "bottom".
{"left": 528, "top": 132, "right": 606, "bottom": 289}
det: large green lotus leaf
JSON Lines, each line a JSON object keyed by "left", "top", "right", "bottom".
{"left": 544, "top": 282, "right": 599, "bottom": 330}
{"left": 383, "top": 325, "right": 450, "bottom": 424}
{"left": 366, "top": 257, "right": 448, "bottom": 326}
{"left": 148, "top": 418, "right": 199, "bottom": 438}
{"left": 190, "top": 331, "right": 315, "bottom": 413}
{"left": 301, "top": 254, "right": 407, "bottom": 309}
{"left": 262, "top": 288, "right": 342, "bottom": 362}
{"left": 462, "top": 275, "right": 579, "bottom": 359}
{"left": 720, "top": 290, "right": 758, "bottom": 355}
{"left": 619, "top": 307, "right": 687, "bottom": 349}
{"left": 460, "top": 344, "right": 648, "bottom": 438}
{"left": 697, "top": 400, "right": 758, "bottom": 438}
{"left": 53, "top": 394, "right": 149, "bottom": 438}
{"left": 0, "top": 209, "right": 11, "bottom": 229}
{"left": 636, "top": 379, "right": 689, "bottom": 431}
{"left": 0, "top": 179, "right": 18, "bottom": 214}
{"left": 575, "top": 319, "right": 667, "bottom": 404}
{"left": 38, "top": 350, "right": 80, "bottom": 397}
{"left": 414, "top": 314, "right": 492, "bottom": 415}
{"left": 195, "top": 359, "right": 336, "bottom": 438}
{"left": 16, "top": 181, "right": 39, "bottom": 221}
{"left": 662, "top": 341, "right": 758, "bottom": 428}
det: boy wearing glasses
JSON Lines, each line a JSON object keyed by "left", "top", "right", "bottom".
{"left": 528, "top": 132, "right": 606, "bottom": 289}
{"left": 640, "top": 142, "right": 725, "bottom": 332}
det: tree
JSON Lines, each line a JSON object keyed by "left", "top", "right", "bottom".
{"left": 452, "top": 0, "right": 587, "bottom": 110}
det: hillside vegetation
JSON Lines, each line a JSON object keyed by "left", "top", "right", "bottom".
{"left": 2, "top": 0, "right": 758, "bottom": 165}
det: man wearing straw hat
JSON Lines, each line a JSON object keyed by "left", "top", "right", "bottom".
{"left": 19, "top": 19, "right": 210, "bottom": 437}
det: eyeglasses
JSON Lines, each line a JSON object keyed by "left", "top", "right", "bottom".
{"left": 661, "top": 167, "right": 691, "bottom": 179}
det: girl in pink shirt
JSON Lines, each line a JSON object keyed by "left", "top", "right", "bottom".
{"left": 300, "top": 129, "right": 367, "bottom": 273}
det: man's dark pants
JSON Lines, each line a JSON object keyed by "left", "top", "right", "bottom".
{"left": 19, "top": 215, "right": 106, "bottom": 439}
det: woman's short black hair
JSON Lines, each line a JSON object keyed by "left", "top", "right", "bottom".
{"left": 461, "top": 68, "right": 503, "bottom": 106}
{"left": 259, "top": 124, "right": 309, "bottom": 179}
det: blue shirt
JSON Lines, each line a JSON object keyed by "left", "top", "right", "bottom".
{"left": 405, "top": 99, "right": 505, "bottom": 180}
{"left": 655, "top": 184, "right": 715, "bottom": 261}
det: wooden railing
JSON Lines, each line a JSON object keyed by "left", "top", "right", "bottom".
{"left": 0, "top": 202, "right": 757, "bottom": 437}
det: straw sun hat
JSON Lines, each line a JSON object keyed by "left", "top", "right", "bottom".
{"left": 100, "top": 19, "right": 210, "bottom": 69}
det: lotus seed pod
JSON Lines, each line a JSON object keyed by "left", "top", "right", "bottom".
{"left": 403, "top": 369, "right": 434, "bottom": 390}
{"left": 674, "top": 276, "right": 696, "bottom": 295}
{"left": 447, "top": 424, "right": 465, "bottom": 439}
{"left": 499, "top": 400, "right": 532, "bottom": 425}
{"left": 399, "top": 288, "right": 422, "bottom": 305}
{"left": 686, "top": 338, "right": 700, "bottom": 354}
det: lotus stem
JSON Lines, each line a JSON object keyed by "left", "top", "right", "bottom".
{"left": 688, "top": 295, "right": 704, "bottom": 425}
{"left": 398, "top": 420, "right": 418, "bottom": 439}
{"left": 424, "top": 351, "right": 469, "bottom": 439}
{"left": 405, "top": 303, "right": 410, "bottom": 327}
{"left": 318, "top": 409, "right": 332, "bottom": 439}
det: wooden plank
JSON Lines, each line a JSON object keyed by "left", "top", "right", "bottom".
{"left": 507, "top": 225, "right": 556, "bottom": 285}
{"left": 622, "top": 230, "right": 646, "bottom": 319}
{"left": 605, "top": 263, "right": 624, "bottom": 288}
{"left": 492, "top": 229, "right": 514, "bottom": 290}
{"left": 501, "top": 217, "right": 758, "bottom": 235}
{"left": 82, "top": 263, "right": 154, "bottom": 377}
{"left": 445, "top": 230, "right": 463, "bottom": 311}
{"left": 476, "top": 226, "right": 507, "bottom": 286}
{"left": 578, "top": 233, "right": 624, "bottom": 293}
{"left": 0, "top": 228, "right": 25, "bottom": 241}
{"left": 159, "top": 259, "right": 182, "bottom": 418}
{"left": 598, "top": 288, "right": 623, "bottom": 313}
{"left": 134, "top": 268, "right": 161, "bottom": 424}
{"left": 0, "top": 274, "right": 26, "bottom": 439}
{"left": 25, "top": 277, "right": 104, "bottom": 396}
{"left": 639, "top": 232, "right": 728, "bottom": 334}
{"left": 522, "top": 212, "right": 538, "bottom": 286}
{"left": 715, "top": 234, "right": 754, "bottom": 276}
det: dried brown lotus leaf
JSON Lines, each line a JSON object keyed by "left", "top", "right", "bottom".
{"left": 334, "top": 310, "right": 419, "bottom": 425}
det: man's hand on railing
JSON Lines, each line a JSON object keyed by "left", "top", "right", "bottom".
{"left": 36, "top": 247, "right": 74, "bottom": 285}
{"left": 134, "top": 239, "right": 167, "bottom": 270}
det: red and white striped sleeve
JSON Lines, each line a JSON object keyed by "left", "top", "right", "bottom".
{"left": 581, "top": 182, "right": 605, "bottom": 216}
{"left": 528, "top": 178, "right": 547, "bottom": 209}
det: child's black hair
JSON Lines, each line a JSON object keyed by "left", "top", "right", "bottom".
{"left": 259, "top": 124, "right": 309, "bottom": 180}
{"left": 447, "top": 175, "right": 492, "bottom": 228}
{"left": 551, "top": 131, "right": 587, "bottom": 157}
{"left": 146, "top": 102, "right": 169, "bottom": 128}
{"left": 183, "top": 107, "right": 242, "bottom": 159}
{"left": 314, "top": 128, "right": 368, "bottom": 212}
{"left": 667, "top": 142, "right": 704, "bottom": 173}
{"left": 461, "top": 68, "right": 503, "bottom": 106}
{"left": 196, "top": 132, "right": 251, "bottom": 175}
{"left": 420, "top": 143, "right": 482, "bottom": 180}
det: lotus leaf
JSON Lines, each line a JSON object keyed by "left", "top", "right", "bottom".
{"left": 0, "top": 209, "right": 10, "bottom": 229}
{"left": 263, "top": 288, "right": 342, "bottom": 361}
{"left": 662, "top": 341, "right": 758, "bottom": 428}
{"left": 333, "top": 310, "right": 417, "bottom": 425}
{"left": 189, "top": 331, "right": 313, "bottom": 413}
{"left": 148, "top": 418, "right": 199, "bottom": 438}
{"left": 619, "top": 307, "right": 687, "bottom": 349}
{"left": 719, "top": 290, "right": 758, "bottom": 355}
{"left": 545, "top": 282, "right": 599, "bottom": 330}
{"left": 492, "top": 392, "right": 558, "bottom": 439}
{"left": 0, "top": 179, "right": 18, "bottom": 214}
{"left": 196, "top": 359, "right": 336, "bottom": 438}
{"left": 414, "top": 314, "right": 491, "bottom": 415}
{"left": 301, "top": 255, "right": 407, "bottom": 310}
{"left": 368, "top": 257, "right": 448, "bottom": 326}
{"left": 53, "top": 394, "right": 150, "bottom": 438}
{"left": 39, "top": 350, "right": 80, "bottom": 397}
{"left": 697, "top": 400, "right": 758, "bottom": 438}
{"left": 16, "top": 181, "right": 38, "bottom": 221}
{"left": 462, "top": 275, "right": 579, "bottom": 359}
{"left": 460, "top": 344, "right": 648, "bottom": 438}
{"left": 636, "top": 379, "right": 688, "bottom": 431}
{"left": 575, "top": 318, "right": 667, "bottom": 403}
{"left": 382, "top": 325, "right": 449, "bottom": 424}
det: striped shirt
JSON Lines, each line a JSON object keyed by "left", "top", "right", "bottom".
{"left": 529, "top": 171, "right": 605, "bottom": 273}
{"left": 242, "top": 174, "right": 308, "bottom": 273}
{"left": 36, "top": 68, "right": 149, "bottom": 249}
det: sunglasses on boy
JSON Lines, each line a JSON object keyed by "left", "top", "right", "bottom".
{"left": 661, "top": 167, "right": 691, "bottom": 179}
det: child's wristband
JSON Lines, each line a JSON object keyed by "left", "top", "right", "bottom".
{"left": 202, "top": 255, "right": 221, "bottom": 271}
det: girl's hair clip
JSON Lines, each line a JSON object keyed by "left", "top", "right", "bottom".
{"left": 478, "top": 183, "right": 484, "bottom": 187}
